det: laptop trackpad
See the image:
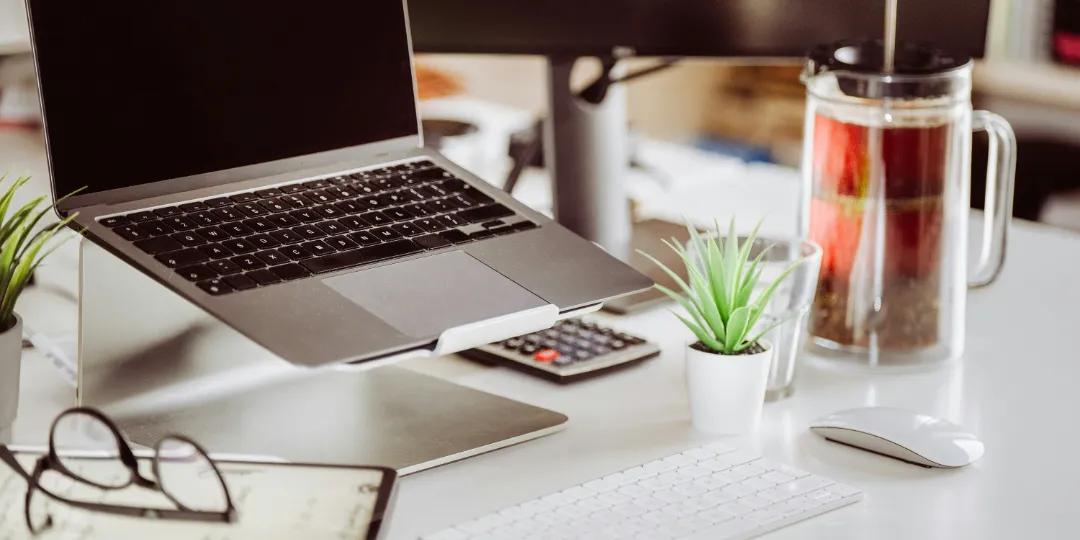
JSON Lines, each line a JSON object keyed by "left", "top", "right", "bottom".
{"left": 322, "top": 251, "right": 547, "bottom": 339}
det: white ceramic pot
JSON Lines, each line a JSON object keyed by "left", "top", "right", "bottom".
{"left": 0, "top": 313, "right": 22, "bottom": 441}
{"left": 685, "top": 339, "right": 773, "bottom": 435}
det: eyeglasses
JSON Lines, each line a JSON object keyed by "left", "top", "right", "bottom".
{"left": 0, "top": 407, "right": 237, "bottom": 534}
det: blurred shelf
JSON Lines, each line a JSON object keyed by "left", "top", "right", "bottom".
{"left": 974, "top": 59, "right": 1080, "bottom": 110}
{"left": 0, "top": 39, "right": 30, "bottom": 56}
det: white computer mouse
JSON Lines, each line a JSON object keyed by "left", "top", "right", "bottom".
{"left": 809, "top": 407, "right": 984, "bottom": 468}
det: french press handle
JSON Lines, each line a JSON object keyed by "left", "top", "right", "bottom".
{"left": 969, "top": 111, "right": 1017, "bottom": 288}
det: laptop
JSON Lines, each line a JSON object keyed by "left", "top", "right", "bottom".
{"left": 26, "top": 0, "right": 652, "bottom": 367}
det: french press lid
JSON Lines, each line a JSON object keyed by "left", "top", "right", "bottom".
{"left": 804, "top": 39, "right": 972, "bottom": 100}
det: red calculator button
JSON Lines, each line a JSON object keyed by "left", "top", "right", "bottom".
{"left": 534, "top": 349, "right": 560, "bottom": 363}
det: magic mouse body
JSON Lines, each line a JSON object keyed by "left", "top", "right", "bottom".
{"left": 810, "top": 407, "right": 984, "bottom": 468}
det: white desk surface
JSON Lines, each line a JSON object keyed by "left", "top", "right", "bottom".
{"left": 3, "top": 127, "right": 1078, "bottom": 538}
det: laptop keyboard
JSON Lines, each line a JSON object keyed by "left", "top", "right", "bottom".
{"left": 97, "top": 161, "right": 536, "bottom": 295}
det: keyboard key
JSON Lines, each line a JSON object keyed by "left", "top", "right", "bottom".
{"left": 269, "top": 214, "right": 301, "bottom": 228}
{"left": 269, "top": 229, "right": 303, "bottom": 245}
{"left": 172, "top": 231, "right": 208, "bottom": 247}
{"left": 254, "top": 188, "right": 283, "bottom": 198}
{"left": 301, "top": 239, "right": 422, "bottom": 274}
{"left": 141, "top": 221, "right": 174, "bottom": 237}
{"left": 247, "top": 269, "right": 282, "bottom": 285}
{"left": 317, "top": 221, "right": 347, "bottom": 236}
{"left": 283, "top": 194, "right": 314, "bottom": 208}
{"left": 222, "top": 223, "right": 255, "bottom": 237}
{"left": 223, "top": 274, "right": 258, "bottom": 291}
{"left": 439, "top": 213, "right": 467, "bottom": 228}
{"left": 391, "top": 222, "right": 423, "bottom": 237}
{"left": 405, "top": 203, "right": 435, "bottom": 217}
{"left": 357, "top": 196, "right": 386, "bottom": 210}
{"left": 133, "top": 236, "right": 183, "bottom": 254}
{"left": 384, "top": 190, "right": 418, "bottom": 206}
{"left": 128, "top": 211, "right": 157, "bottom": 222}
{"left": 279, "top": 183, "right": 306, "bottom": 194}
{"left": 826, "top": 483, "right": 861, "bottom": 498}
{"left": 328, "top": 187, "right": 359, "bottom": 199}
{"left": 99, "top": 215, "right": 130, "bottom": 228}
{"left": 271, "top": 263, "right": 311, "bottom": 281}
{"left": 338, "top": 216, "right": 368, "bottom": 230}
{"left": 413, "top": 217, "right": 442, "bottom": 232}
{"left": 231, "top": 254, "right": 265, "bottom": 271}
{"left": 226, "top": 193, "right": 255, "bottom": 203}
{"left": 153, "top": 206, "right": 181, "bottom": 218}
{"left": 204, "top": 197, "right": 233, "bottom": 208}
{"left": 255, "top": 249, "right": 289, "bottom": 266}
{"left": 371, "top": 227, "right": 401, "bottom": 241}
{"left": 307, "top": 190, "right": 336, "bottom": 204}
{"left": 199, "top": 243, "right": 234, "bottom": 259}
{"left": 314, "top": 205, "right": 343, "bottom": 219}
{"left": 302, "top": 241, "right": 335, "bottom": 257}
{"left": 293, "top": 225, "right": 326, "bottom": 240}
{"left": 164, "top": 216, "right": 197, "bottom": 231}
{"left": 177, "top": 264, "right": 217, "bottom": 282}
{"left": 302, "top": 179, "right": 330, "bottom": 190}
{"left": 207, "top": 259, "right": 243, "bottom": 275}
{"left": 353, "top": 181, "right": 377, "bottom": 196}
{"left": 348, "top": 231, "right": 380, "bottom": 245}
{"left": 188, "top": 212, "right": 219, "bottom": 226}
{"left": 439, "top": 229, "right": 471, "bottom": 244}
{"left": 258, "top": 198, "right": 291, "bottom": 213}
{"left": 458, "top": 204, "right": 514, "bottom": 223}
{"left": 210, "top": 207, "right": 243, "bottom": 221}
{"left": 179, "top": 201, "right": 208, "bottom": 213}
{"left": 196, "top": 279, "right": 233, "bottom": 296}
{"left": 427, "top": 198, "right": 461, "bottom": 214}
{"left": 326, "top": 236, "right": 360, "bottom": 250}
{"left": 243, "top": 218, "right": 278, "bottom": 233}
{"left": 384, "top": 207, "right": 415, "bottom": 222}
{"left": 359, "top": 211, "right": 391, "bottom": 226}
{"left": 246, "top": 235, "right": 279, "bottom": 250}
{"left": 223, "top": 238, "right": 257, "bottom": 254}
{"left": 334, "top": 200, "right": 365, "bottom": 215}
{"left": 289, "top": 209, "right": 321, "bottom": 224}
{"left": 237, "top": 203, "right": 267, "bottom": 217}
{"left": 279, "top": 245, "right": 314, "bottom": 261}
{"left": 414, "top": 234, "right": 452, "bottom": 250}
{"left": 155, "top": 249, "right": 208, "bottom": 268}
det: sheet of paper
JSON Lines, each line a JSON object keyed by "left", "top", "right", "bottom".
{"left": 0, "top": 452, "right": 389, "bottom": 540}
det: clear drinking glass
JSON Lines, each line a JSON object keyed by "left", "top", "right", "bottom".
{"left": 800, "top": 40, "right": 1016, "bottom": 370}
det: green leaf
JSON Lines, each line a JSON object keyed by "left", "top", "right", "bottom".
{"left": 725, "top": 306, "right": 755, "bottom": 353}
{"left": 733, "top": 218, "right": 763, "bottom": 295}
{"left": 638, "top": 249, "right": 698, "bottom": 306}
{"left": 672, "top": 310, "right": 724, "bottom": 352}
{"left": 705, "top": 231, "right": 730, "bottom": 320}
{"left": 655, "top": 283, "right": 711, "bottom": 338}
{"left": 735, "top": 261, "right": 764, "bottom": 309}
{"left": 0, "top": 175, "right": 31, "bottom": 233}
{"left": 723, "top": 218, "right": 740, "bottom": 312}
{"left": 670, "top": 239, "right": 727, "bottom": 342}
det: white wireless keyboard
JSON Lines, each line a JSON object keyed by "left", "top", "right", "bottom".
{"left": 421, "top": 442, "right": 863, "bottom": 540}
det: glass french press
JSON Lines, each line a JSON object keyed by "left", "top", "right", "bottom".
{"left": 800, "top": 40, "right": 1016, "bottom": 370}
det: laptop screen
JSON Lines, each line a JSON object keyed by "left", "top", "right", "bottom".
{"left": 28, "top": 1, "right": 419, "bottom": 198}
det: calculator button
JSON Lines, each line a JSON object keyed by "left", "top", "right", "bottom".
{"left": 534, "top": 349, "right": 559, "bottom": 363}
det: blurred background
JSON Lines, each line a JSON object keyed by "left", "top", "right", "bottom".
{"left": 3, "top": 0, "right": 1080, "bottom": 228}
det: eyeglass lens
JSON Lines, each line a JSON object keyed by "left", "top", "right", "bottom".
{"left": 155, "top": 437, "right": 230, "bottom": 512}
{"left": 51, "top": 411, "right": 132, "bottom": 488}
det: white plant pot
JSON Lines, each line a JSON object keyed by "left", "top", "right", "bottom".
{"left": 686, "top": 340, "right": 773, "bottom": 435}
{"left": 0, "top": 313, "right": 22, "bottom": 441}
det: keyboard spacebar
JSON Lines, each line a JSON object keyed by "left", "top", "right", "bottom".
{"left": 301, "top": 239, "right": 423, "bottom": 274}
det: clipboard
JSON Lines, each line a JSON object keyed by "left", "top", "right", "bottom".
{"left": 0, "top": 447, "right": 398, "bottom": 539}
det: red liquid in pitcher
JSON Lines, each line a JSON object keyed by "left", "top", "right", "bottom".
{"left": 809, "top": 113, "right": 949, "bottom": 350}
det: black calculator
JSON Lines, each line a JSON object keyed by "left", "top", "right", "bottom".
{"left": 458, "top": 318, "right": 660, "bottom": 383}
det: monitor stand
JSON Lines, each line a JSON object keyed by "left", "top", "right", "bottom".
{"left": 77, "top": 240, "right": 567, "bottom": 474}
{"left": 545, "top": 56, "right": 689, "bottom": 313}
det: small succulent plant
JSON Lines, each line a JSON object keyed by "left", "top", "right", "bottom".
{"left": 0, "top": 174, "right": 81, "bottom": 331}
{"left": 639, "top": 218, "right": 803, "bottom": 355}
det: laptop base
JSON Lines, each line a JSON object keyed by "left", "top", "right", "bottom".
{"left": 78, "top": 240, "right": 567, "bottom": 474}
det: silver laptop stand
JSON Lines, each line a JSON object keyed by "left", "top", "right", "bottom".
{"left": 77, "top": 240, "right": 567, "bottom": 474}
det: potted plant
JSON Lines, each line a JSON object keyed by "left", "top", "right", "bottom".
{"left": 0, "top": 174, "right": 79, "bottom": 441}
{"left": 640, "top": 218, "right": 804, "bottom": 435}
